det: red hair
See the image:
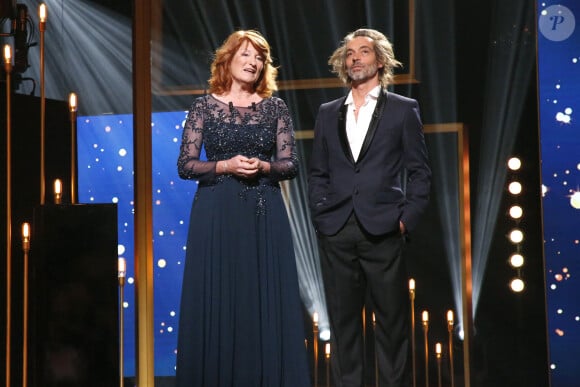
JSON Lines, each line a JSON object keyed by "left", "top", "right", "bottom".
{"left": 208, "top": 30, "right": 278, "bottom": 98}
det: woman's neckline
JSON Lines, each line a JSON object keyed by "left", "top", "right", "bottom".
{"left": 210, "top": 93, "right": 266, "bottom": 108}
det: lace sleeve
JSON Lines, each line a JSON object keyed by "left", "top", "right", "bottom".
{"left": 177, "top": 98, "right": 218, "bottom": 183}
{"left": 269, "top": 98, "right": 299, "bottom": 182}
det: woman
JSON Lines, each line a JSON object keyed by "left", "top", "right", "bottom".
{"left": 175, "top": 30, "right": 310, "bottom": 386}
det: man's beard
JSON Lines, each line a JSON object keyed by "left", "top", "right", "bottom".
{"left": 348, "top": 62, "right": 379, "bottom": 82}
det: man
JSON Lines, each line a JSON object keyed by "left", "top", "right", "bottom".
{"left": 308, "top": 28, "right": 431, "bottom": 387}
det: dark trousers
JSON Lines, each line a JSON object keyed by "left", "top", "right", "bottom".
{"left": 318, "top": 213, "right": 410, "bottom": 387}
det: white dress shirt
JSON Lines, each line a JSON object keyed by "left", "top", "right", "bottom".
{"left": 344, "top": 85, "right": 381, "bottom": 161}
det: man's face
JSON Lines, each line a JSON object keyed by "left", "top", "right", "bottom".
{"left": 345, "top": 36, "right": 383, "bottom": 83}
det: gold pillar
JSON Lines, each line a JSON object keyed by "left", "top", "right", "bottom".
{"left": 459, "top": 125, "right": 473, "bottom": 387}
{"left": 133, "top": 0, "right": 154, "bottom": 386}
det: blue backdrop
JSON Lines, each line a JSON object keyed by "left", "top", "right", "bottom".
{"left": 537, "top": 2, "right": 580, "bottom": 386}
{"left": 77, "top": 111, "right": 198, "bottom": 376}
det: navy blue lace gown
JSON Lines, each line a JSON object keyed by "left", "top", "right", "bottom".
{"left": 175, "top": 94, "right": 310, "bottom": 386}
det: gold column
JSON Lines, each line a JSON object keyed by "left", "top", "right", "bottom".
{"left": 459, "top": 126, "right": 473, "bottom": 387}
{"left": 133, "top": 1, "right": 154, "bottom": 385}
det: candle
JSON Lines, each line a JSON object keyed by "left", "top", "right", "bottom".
{"left": 54, "top": 179, "right": 62, "bottom": 194}
{"left": 54, "top": 179, "right": 62, "bottom": 204}
{"left": 69, "top": 92, "right": 77, "bottom": 112}
{"left": 39, "top": 3, "right": 47, "bottom": 23}
{"left": 22, "top": 222, "right": 31, "bottom": 254}
{"left": 447, "top": 310, "right": 454, "bottom": 325}
{"left": 22, "top": 223, "right": 30, "bottom": 240}
{"left": 313, "top": 312, "right": 319, "bottom": 326}
{"left": 409, "top": 278, "right": 415, "bottom": 291}
{"left": 422, "top": 310, "right": 429, "bottom": 324}
{"left": 118, "top": 258, "right": 126, "bottom": 278}
{"left": 4, "top": 44, "right": 11, "bottom": 63}
{"left": 436, "top": 342, "right": 442, "bottom": 357}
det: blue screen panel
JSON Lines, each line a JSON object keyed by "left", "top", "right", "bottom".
{"left": 537, "top": 2, "right": 580, "bottom": 386}
{"left": 77, "top": 111, "right": 198, "bottom": 376}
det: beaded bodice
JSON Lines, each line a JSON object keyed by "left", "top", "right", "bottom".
{"left": 177, "top": 94, "right": 298, "bottom": 186}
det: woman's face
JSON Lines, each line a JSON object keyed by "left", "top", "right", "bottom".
{"left": 229, "top": 41, "right": 265, "bottom": 90}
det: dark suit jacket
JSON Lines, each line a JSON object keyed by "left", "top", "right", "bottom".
{"left": 308, "top": 89, "right": 431, "bottom": 236}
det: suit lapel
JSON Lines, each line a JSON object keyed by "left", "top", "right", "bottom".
{"left": 357, "top": 89, "right": 387, "bottom": 163}
{"left": 337, "top": 100, "right": 355, "bottom": 164}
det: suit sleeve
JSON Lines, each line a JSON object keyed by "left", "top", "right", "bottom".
{"left": 400, "top": 100, "right": 431, "bottom": 232}
{"left": 308, "top": 105, "right": 330, "bottom": 219}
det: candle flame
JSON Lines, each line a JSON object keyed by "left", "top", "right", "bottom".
{"left": 118, "top": 258, "right": 126, "bottom": 278}
{"left": 22, "top": 223, "right": 30, "bottom": 239}
{"left": 39, "top": 4, "right": 47, "bottom": 22}
{"left": 54, "top": 179, "right": 62, "bottom": 194}
{"left": 69, "top": 92, "right": 77, "bottom": 112}
{"left": 4, "top": 44, "right": 11, "bottom": 62}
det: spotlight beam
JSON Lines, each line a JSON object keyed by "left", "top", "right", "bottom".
{"left": 471, "top": 2, "right": 535, "bottom": 317}
{"left": 281, "top": 161, "right": 330, "bottom": 335}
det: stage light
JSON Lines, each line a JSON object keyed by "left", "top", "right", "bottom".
{"left": 508, "top": 181, "right": 522, "bottom": 195}
{"left": 505, "top": 157, "right": 526, "bottom": 294}
{"left": 508, "top": 205, "right": 523, "bottom": 219}
{"left": 570, "top": 191, "right": 580, "bottom": 209}
{"left": 507, "top": 157, "right": 522, "bottom": 171}
{"left": 319, "top": 329, "right": 331, "bottom": 341}
{"left": 508, "top": 228, "right": 524, "bottom": 244}
{"left": 509, "top": 253, "right": 524, "bottom": 268}
{"left": 510, "top": 278, "right": 525, "bottom": 293}
{"left": 470, "top": 0, "right": 536, "bottom": 337}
